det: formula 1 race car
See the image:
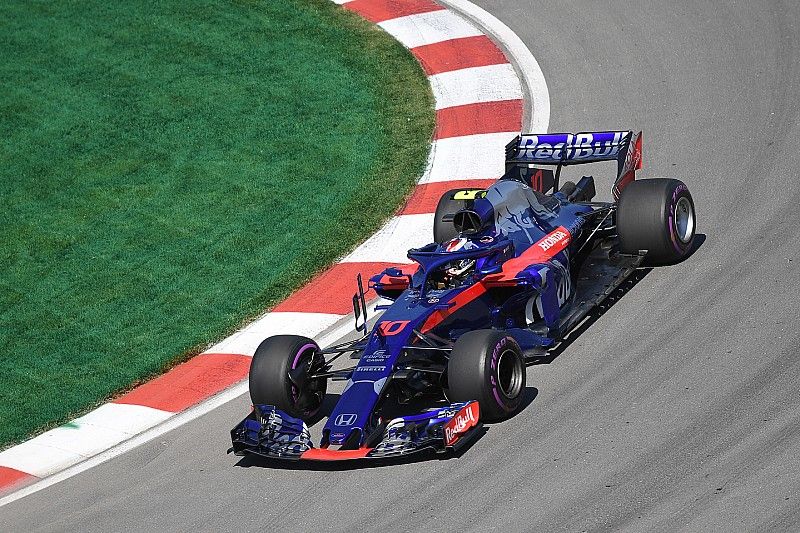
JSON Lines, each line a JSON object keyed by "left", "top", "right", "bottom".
{"left": 230, "top": 130, "right": 696, "bottom": 461}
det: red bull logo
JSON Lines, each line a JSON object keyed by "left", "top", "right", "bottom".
{"left": 444, "top": 402, "right": 480, "bottom": 446}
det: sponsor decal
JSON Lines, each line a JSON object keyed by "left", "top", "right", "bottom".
{"left": 536, "top": 229, "right": 570, "bottom": 252}
{"left": 355, "top": 366, "right": 385, "bottom": 372}
{"left": 526, "top": 168, "right": 554, "bottom": 193}
{"left": 564, "top": 216, "right": 584, "bottom": 236}
{"left": 378, "top": 320, "right": 410, "bottom": 336}
{"left": 443, "top": 402, "right": 480, "bottom": 446}
{"left": 479, "top": 235, "right": 494, "bottom": 243}
{"left": 436, "top": 405, "right": 468, "bottom": 419}
{"left": 530, "top": 168, "right": 544, "bottom": 191}
{"left": 672, "top": 183, "right": 687, "bottom": 200}
{"left": 552, "top": 259, "right": 571, "bottom": 306}
{"left": 516, "top": 132, "right": 626, "bottom": 162}
{"left": 625, "top": 140, "right": 640, "bottom": 170}
{"left": 334, "top": 413, "right": 357, "bottom": 426}
{"left": 364, "top": 349, "right": 389, "bottom": 362}
{"left": 427, "top": 297, "right": 440, "bottom": 304}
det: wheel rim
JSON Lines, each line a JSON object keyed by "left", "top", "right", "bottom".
{"left": 496, "top": 349, "right": 523, "bottom": 399}
{"left": 674, "top": 196, "right": 695, "bottom": 243}
{"left": 290, "top": 345, "right": 325, "bottom": 416}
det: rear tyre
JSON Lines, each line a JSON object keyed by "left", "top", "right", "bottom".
{"left": 433, "top": 188, "right": 484, "bottom": 244}
{"left": 249, "top": 335, "right": 327, "bottom": 421}
{"left": 617, "top": 178, "right": 696, "bottom": 265}
{"left": 447, "top": 330, "right": 526, "bottom": 422}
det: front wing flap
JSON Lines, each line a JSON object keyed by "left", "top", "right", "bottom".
{"left": 230, "top": 405, "right": 312, "bottom": 459}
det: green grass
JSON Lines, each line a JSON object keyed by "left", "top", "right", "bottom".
{"left": 0, "top": 0, "right": 434, "bottom": 447}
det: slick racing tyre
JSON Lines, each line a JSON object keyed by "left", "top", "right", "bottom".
{"left": 447, "top": 330, "right": 526, "bottom": 422}
{"left": 617, "top": 178, "right": 696, "bottom": 265}
{"left": 434, "top": 188, "right": 484, "bottom": 244}
{"left": 249, "top": 335, "right": 327, "bottom": 421}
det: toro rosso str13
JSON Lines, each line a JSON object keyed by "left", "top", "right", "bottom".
{"left": 230, "top": 130, "right": 696, "bottom": 461}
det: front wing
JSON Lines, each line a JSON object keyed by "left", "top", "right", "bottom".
{"left": 230, "top": 402, "right": 481, "bottom": 461}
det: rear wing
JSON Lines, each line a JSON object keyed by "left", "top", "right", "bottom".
{"left": 505, "top": 130, "right": 642, "bottom": 199}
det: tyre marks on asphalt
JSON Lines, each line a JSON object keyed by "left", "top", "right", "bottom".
{"left": 0, "top": 0, "right": 526, "bottom": 497}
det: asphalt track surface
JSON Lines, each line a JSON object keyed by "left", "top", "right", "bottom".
{"left": 3, "top": 2, "right": 800, "bottom": 531}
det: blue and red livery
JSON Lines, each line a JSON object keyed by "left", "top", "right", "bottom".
{"left": 229, "top": 130, "right": 696, "bottom": 461}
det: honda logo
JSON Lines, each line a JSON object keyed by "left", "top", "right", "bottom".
{"left": 334, "top": 413, "right": 357, "bottom": 426}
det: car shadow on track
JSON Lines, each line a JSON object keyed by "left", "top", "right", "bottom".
{"left": 528, "top": 267, "right": 654, "bottom": 366}
{"left": 505, "top": 386, "right": 539, "bottom": 420}
{"left": 528, "top": 233, "right": 706, "bottom": 367}
{"left": 655, "top": 232, "right": 707, "bottom": 266}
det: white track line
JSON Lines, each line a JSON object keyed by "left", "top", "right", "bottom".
{"left": 430, "top": 64, "right": 522, "bottom": 110}
{"left": 437, "top": 0, "right": 550, "bottom": 132}
{"left": 0, "top": 404, "right": 172, "bottom": 478}
{"left": 379, "top": 10, "right": 482, "bottom": 49}
{"left": 421, "top": 132, "right": 518, "bottom": 184}
{"left": 339, "top": 213, "right": 435, "bottom": 264}
{"left": 206, "top": 311, "right": 343, "bottom": 356}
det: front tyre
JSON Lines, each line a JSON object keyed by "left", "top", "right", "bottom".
{"left": 617, "top": 178, "right": 696, "bottom": 265}
{"left": 249, "top": 335, "right": 327, "bottom": 421}
{"left": 447, "top": 330, "right": 526, "bottom": 422}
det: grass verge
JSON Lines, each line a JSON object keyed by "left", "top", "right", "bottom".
{"left": 0, "top": 0, "right": 434, "bottom": 447}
